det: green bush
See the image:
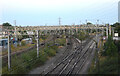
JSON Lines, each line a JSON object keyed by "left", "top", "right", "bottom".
{"left": 17, "top": 43, "right": 20, "bottom": 47}
{"left": 90, "top": 57, "right": 119, "bottom": 74}
{"left": 44, "top": 48, "right": 56, "bottom": 57}
{"left": 103, "top": 36, "right": 118, "bottom": 57}
{"left": 12, "top": 64, "right": 26, "bottom": 74}
{"left": 39, "top": 53, "right": 48, "bottom": 64}
{"left": 21, "top": 41, "right": 26, "bottom": 46}
{"left": 89, "top": 36, "right": 119, "bottom": 74}
{"left": 51, "top": 46, "right": 57, "bottom": 50}
{"left": 57, "top": 38, "right": 65, "bottom": 46}
{"left": 100, "top": 57, "right": 119, "bottom": 74}
{"left": 11, "top": 44, "right": 15, "bottom": 50}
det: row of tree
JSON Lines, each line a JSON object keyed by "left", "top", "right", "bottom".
{"left": 112, "top": 22, "right": 120, "bottom": 37}
{"left": 2, "top": 22, "right": 12, "bottom": 26}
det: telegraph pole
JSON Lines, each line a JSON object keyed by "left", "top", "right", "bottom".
{"left": 14, "top": 20, "right": 17, "bottom": 41}
{"left": 75, "top": 24, "right": 78, "bottom": 35}
{"left": 79, "top": 20, "right": 81, "bottom": 33}
{"left": 84, "top": 19, "right": 87, "bottom": 34}
{"left": 59, "top": 17, "right": 61, "bottom": 26}
{"left": 106, "top": 24, "right": 109, "bottom": 38}
{"left": 8, "top": 35, "right": 11, "bottom": 69}
{"left": 14, "top": 20, "right": 17, "bottom": 47}
{"left": 96, "top": 19, "right": 100, "bottom": 74}
{"left": 86, "top": 20, "right": 87, "bottom": 24}
{"left": 58, "top": 17, "right": 61, "bottom": 36}
{"left": 97, "top": 20, "right": 99, "bottom": 33}
{"left": 36, "top": 30, "right": 39, "bottom": 58}
{"left": 86, "top": 20, "right": 87, "bottom": 30}
{"left": 109, "top": 24, "right": 112, "bottom": 36}
{"left": 73, "top": 23, "right": 75, "bottom": 35}
{"left": 102, "top": 22, "right": 105, "bottom": 36}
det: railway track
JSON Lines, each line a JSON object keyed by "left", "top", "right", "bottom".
{"left": 66, "top": 41, "right": 96, "bottom": 75}
{"left": 1, "top": 35, "right": 61, "bottom": 67}
{"left": 42, "top": 36, "right": 96, "bottom": 75}
{"left": 40, "top": 37, "right": 76, "bottom": 74}
{"left": 73, "top": 43, "right": 96, "bottom": 75}
{"left": 53, "top": 36, "right": 81, "bottom": 64}
{"left": 41, "top": 37, "right": 80, "bottom": 75}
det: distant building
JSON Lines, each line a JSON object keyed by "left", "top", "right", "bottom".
{"left": 0, "top": 25, "right": 9, "bottom": 37}
{"left": 118, "top": 1, "right": 120, "bottom": 23}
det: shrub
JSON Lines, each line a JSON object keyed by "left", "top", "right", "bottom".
{"left": 21, "top": 41, "right": 26, "bottom": 46}
{"left": 17, "top": 43, "right": 20, "bottom": 47}
{"left": 103, "top": 36, "right": 118, "bottom": 57}
{"left": 11, "top": 44, "right": 15, "bottom": 50}
{"left": 2, "top": 37, "right": 65, "bottom": 74}
{"left": 44, "top": 48, "right": 56, "bottom": 57}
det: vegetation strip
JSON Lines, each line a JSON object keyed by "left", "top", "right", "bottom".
{"left": 2, "top": 37, "right": 66, "bottom": 74}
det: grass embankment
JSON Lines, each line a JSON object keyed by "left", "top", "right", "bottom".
{"left": 89, "top": 36, "right": 120, "bottom": 74}
{"left": 89, "top": 54, "right": 119, "bottom": 74}
{"left": 0, "top": 36, "right": 49, "bottom": 56}
{"left": 2, "top": 37, "right": 66, "bottom": 74}
{"left": 1, "top": 43, "right": 35, "bottom": 56}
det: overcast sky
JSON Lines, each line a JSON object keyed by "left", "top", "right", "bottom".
{"left": 0, "top": 0, "right": 119, "bottom": 26}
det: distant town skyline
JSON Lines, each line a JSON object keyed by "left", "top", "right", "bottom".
{"left": 0, "top": 0, "right": 119, "bottom": 26}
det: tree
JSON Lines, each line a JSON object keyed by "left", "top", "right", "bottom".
{"left": 112, "top": 22, "right": 120, "bottom": 37}
{"left": 78, "top": 31, "right": 86, "bottom": 41}
{"left": 103, "top": 36, "right": 118, "bottom": 57}
{"left": 87, "top": 22, "right": 92, "bottom": 25}
{"left": 2, "top": 22, "right": 12, "bottom": 26}
{"left": 112, "top": 22, "right": 120, "bottom": 27}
